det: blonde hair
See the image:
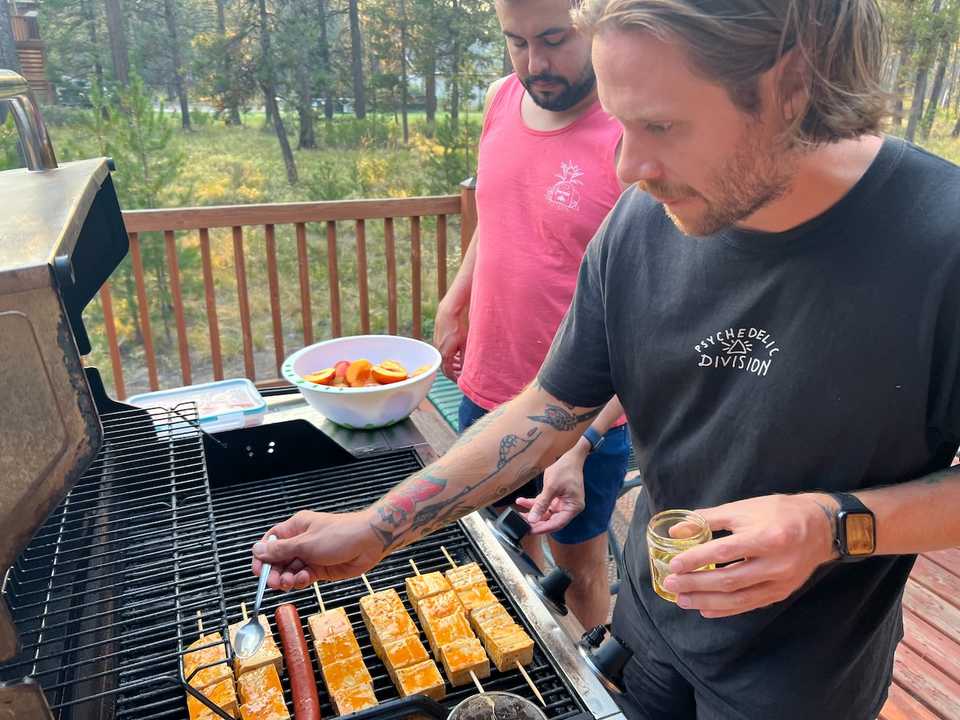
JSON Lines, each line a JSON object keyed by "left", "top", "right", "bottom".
{"left": 576, "top": 0, "right": 890, "bottom": 145}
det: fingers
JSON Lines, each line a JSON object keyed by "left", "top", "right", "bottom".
{"left": 253, "top": 535, "right": 302, "bottom": 565}
{"left": 675, "top": 580, "right": 782, "bottom": 617}
{"left": 527, "top": 509, "right": 576, "bottom": 535}
{"left": 669, "top": 533, "right": 753, "bottom": 574}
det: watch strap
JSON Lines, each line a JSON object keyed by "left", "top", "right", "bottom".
{"left": 582, "top": 426, "right": 603, "bottom": 453}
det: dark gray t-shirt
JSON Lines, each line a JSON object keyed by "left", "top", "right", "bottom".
{"left": 538, "top": 137, "right": 960, "bottom": 719}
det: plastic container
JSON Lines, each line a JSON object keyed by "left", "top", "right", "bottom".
{"left": 127, "top": 378, "right": 267, "bottom": 435}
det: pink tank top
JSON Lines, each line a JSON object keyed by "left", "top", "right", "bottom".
{"left": 459, "top": 74, "right": 624, "bottom": 412}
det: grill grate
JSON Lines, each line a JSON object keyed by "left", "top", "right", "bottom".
{"left": 2, "top": 408, "right": 588, "bottom": 720}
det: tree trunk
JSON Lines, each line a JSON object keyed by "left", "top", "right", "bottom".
{"left": 0, "top": 1, "right": 18, "bottom": 75}
{"left": 215, "top": 0, "right": 242, "bottom": 125}
{"left": 81, "top": 0, "right": 105, "bottom": 97}
{"left": 905, "top": 0, "right": 944, "bottom": 142}
{"left": 317, "top": 0, "right": 334, "bottom": 120}
{"left": 163, "top": 0, "right": 191, "bottom": 130}
{"left": 257, "top": 0, "right": 298, "bottom": 183}
{"left": 892, "top": 0, "right": 918, "bottom": 129}
{"left": 425, "top": 51, "right": 437, "bottom": 127}
{"left": 921, "top": 43, "right": 950, "bottom": 138}
{"left": 450, "top": 43, "right": 461, "bottom": 130}
{"left": 348, "top": 0, "right": 366, "bottom": 118}
{"left": 296, "top": 63, "right": 316, "bottom": 149}
{"left": 104, "top": 0, "right": 130, "bottom": 85}
{"left": 952, "top": 110, "right": 960, "bottom": 136}
{"left": 399, "top": 0, "right": 410, "bottom": 143}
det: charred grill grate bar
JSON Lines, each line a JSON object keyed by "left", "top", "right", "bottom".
{"left": 1, "top": 409, "right": 587, "bottom": 719}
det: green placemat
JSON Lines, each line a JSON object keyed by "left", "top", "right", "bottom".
{"left": 427, "top": 374, "right": 464, "bottom": 431}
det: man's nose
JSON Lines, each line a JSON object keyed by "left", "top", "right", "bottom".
{"left": 617, "top": 131, "right": 662, "bottom": 186}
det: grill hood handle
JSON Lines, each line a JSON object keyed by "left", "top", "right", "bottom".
{"left": 0, "top": 69, "right": 58, "bottom": 170}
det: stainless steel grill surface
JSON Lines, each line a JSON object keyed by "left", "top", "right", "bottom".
{"left": 1, "top": 404, "right": 594, "bottom": 719}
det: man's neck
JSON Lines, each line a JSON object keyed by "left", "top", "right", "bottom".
{"left": 737, "top": 134, "right": 885, "bottom": 234}
{"left": 520, "top": 86, "right": 599, "bottom": 132}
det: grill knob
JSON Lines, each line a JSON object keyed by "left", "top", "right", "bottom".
{"left": 578, "top": 627, "right": 633, "bottom": 695}
{"left": 527, "top": 566, "right": 571, "bottom": 616}
{"left": 494, "top": 507, "right": 531, "bottom": 546}
{"left": 582, "top": 624, "right": 607, "bottom": 649}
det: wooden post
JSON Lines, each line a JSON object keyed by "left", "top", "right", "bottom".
{"left": 459, "top": 177, "right": 477, "bottom": 260}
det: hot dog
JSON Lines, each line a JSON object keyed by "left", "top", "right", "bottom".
{"left": 275, "top": 603, "right": 321, "bottom": 720}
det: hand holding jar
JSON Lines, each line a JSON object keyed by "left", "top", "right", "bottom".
{"left": 656, "top": 493, "right": 838, "bottom": 618}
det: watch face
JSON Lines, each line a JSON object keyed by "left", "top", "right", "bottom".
{"left": 843, "top": 512, "right": 876, "bottom": 556}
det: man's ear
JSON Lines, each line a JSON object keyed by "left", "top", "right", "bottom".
{"left": 773, "top": 48, "right": 810, "bottom": 123}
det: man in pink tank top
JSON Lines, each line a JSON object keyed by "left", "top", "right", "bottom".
{"left": 433, "top": 0, "right": 627, "bottom": 629}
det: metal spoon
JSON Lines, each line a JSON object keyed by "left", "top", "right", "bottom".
{"left": 234, "top": 534, "right": 276, "bottom": 658}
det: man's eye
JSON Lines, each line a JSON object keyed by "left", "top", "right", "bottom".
{"left": 512, "top": 39, "right": 527, "bottom": 49}
{"left": 544, "top": 36, "right": 566, "bottom": 47}
{"left": 647, "top": 122, "right": 673, "bottom": 135}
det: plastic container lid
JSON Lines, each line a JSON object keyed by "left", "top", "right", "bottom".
{"left": 127, "top": 378, "right": 266, "bottom": 435}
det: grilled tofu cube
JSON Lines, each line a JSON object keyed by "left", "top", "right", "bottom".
{"left": 456, "top": 584, "right": 498, "bottom": 614}
{"left": 331, "top": 683, "right": 378, "bottom": 715}
{"left": 237, "top": 662, "right": 285, "bottom": 705}
{"left": 470, "top": 603, "right": 514, "bottom": 644}
{"left": 395, "top": 659, "right": 446, "bottom": 701}
{"left": 322, "top": 653, "right": 374, "bottom": 694}
{"left": 484, "top": 624, "right": 534, "bottom": 672}
{"left": 366, "top": 609, "right": 418, "bottom": 659}
{"left": 228, "top": 615, "right": 283, "bottom": 676}
{"left": 183, "top": 633, "right": 232, "bottom": 690}
{"left": 405, "top": 571, "right": 452, "bottom": 609}
{"left": 382, "top": 634, "right": 430, "bottom": 680}
{"left": 315, "top": 629, "right": 363, "bottom": 667}
{"left": 237, "top": 664, "right": 289, "bottom": 720}
{"left": 416, "top": 589, "right": 463, "bottom": 631}
{"left": 186, "top": 675, "right": 238, "bottom": 720}
{"left": 359, "top": 590, "right": 416, "bottom": 656}
{"left": 444, "top": 562, "right": 486, "bottom": 591}
{"left": 307, "top": 607, "right": 353, "bottom": 644}
{"left": 425, "top": 611, "right": 473, "bottom": 658}
{"left": 440, "top": 637, "right": 490, "bottom": 687}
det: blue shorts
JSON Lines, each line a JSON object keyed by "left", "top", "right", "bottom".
{"left": 458, "top": 396, "right": 630, "bottom": 544}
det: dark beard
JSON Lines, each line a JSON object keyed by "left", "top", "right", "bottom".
{"left": 521, "top": 66, "right": 596, "bottom": 111}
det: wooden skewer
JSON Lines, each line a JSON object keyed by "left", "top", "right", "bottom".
{"left": 313, "top": 582, "right": 326, "bottom": 613}
{"left": 440, "top": 545, "right": 457, "bottom": 569}
{"left": 240, "top": 602, "right": 249, "bottom": 621}
{"left": 361, "top": 573, "right": 375, "bottom": 596}
{"left": 469, "top": 669, "right": 484, "bottom": 695}
{"left": 196, "top": 609, "right": 204, "bottom": 637}
{"left": 516, "top": 662, "right": 545, "bottom": 707}
{"left": 409, "top": 558, "right": 421, "bottom": 576}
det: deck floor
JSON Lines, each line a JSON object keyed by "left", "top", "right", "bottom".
{"left": 413, "top": 397, "right": 960, "bottom": 719}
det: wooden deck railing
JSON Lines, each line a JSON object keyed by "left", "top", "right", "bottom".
{"left": 95, "top": 181, "right": 477, "bottom": 400}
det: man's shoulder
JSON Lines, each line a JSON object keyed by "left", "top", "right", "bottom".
{"left": 885, "top": 138, "right": 960, "bottom": 246}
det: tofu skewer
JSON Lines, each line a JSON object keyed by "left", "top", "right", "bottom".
{"left": 184, "top": 610, "right": 239, "bottom": 720}
{"left": 410, "top": 559, "right": 489, "bottom": 688}
{"left": 359, "top": 573, "right": 445, "bottom": 701}
{"left": 439, "top": 547, "right": 539, "bottom": 702}
{"left": 308, "top": 582, "right": 378, "bottom": 716}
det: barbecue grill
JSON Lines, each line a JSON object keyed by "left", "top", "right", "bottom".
{"left": 0, "top": 71, "right": 625, "bottom": 720}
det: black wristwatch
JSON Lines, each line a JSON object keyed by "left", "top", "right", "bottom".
{"left": 828, "top": 492, "right": 876, "bottom": 561}
{"left": 582, "top": 426, "right": 604, "bottom": 453}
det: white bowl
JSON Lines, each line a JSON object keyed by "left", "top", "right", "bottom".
{"left": 282, "top": 335, "right": 441, "bottom": 429}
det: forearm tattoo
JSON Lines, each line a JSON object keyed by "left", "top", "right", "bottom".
{"left": 368, "top": 398, "right": 602, "bottom": 552}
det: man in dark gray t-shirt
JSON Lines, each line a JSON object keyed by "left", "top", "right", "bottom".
{"left": 252, "top": 2, "right": 960, "bottom": 718}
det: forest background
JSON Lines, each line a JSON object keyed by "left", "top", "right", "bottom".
{"left": 0, "top": 0, "right": 958, "bottom": 395}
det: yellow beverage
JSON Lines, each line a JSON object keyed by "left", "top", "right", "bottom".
{"left": 646, "top": 510, "right": 713, "bottom": 604}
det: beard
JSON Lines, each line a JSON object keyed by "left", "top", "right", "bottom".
{"left": 521, "top": 63, "right": 596, "bottom": 112}
{"left": 639, "top": 121, "right": 798, "bottom": 237}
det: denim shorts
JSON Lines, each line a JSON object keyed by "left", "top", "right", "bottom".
{"left": 458, "top": 395, "right": 630, "bottom": 544}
